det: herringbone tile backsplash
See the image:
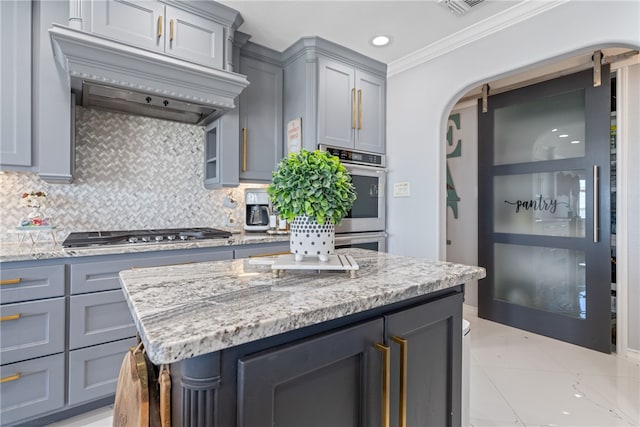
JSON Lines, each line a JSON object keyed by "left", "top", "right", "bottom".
{"left": 0, "top": 107, "right": 255, "bottom": 243}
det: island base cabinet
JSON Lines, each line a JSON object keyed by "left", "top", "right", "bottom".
{"left": 387, "top": 292, "right": 463, "bottom": 427}
{"left": 0, "top": 353, "right": 65, "bottom": 426}
{"left": 237, "top": 319, "right": 384, "bottom": 427}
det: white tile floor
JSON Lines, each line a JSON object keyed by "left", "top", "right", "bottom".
{"left": 48, "top": 306, "right": 640, "bottom": 427}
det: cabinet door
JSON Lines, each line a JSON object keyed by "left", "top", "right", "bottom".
{"left": 165, "top": 5, "right": 223, "bottom": 69}
{"left": 69, "top": 289, "right": 136, "bottom": 350}
{"left": 0, "top": 353, "right": 65, "bottom": 425}
{"left": 317, "top": 58, "right": 356, "bottom": 149}
{"left": 68, "top": 337, "right": 138, "bottom": 405}
{"left": 386, "top": 293, "right": 464, "bottom": 427}
{"left": 237, "top": 319, "right": 383, "bottom": 427}
{"left": 0, "top": 0, "right": 31, "bottom": 167}
{"left": 90, "top": 0, "right": 164, "bottom": 52}
{"left": 355, "top": 71, "right": 386, "bottom": 153}
{"left": 239, "top": 56, "right": 283, "bottom": 182}
{"left": 0, "top": 298, "right": 65, "bottom": 365}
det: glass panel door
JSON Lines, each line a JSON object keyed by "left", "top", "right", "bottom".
{"left": 478, "top": 67, "right": 612, "bottom": 353}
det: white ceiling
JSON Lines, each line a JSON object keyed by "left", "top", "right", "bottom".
{"left": 219, "top": 0, "right": 523, "bottom": 64}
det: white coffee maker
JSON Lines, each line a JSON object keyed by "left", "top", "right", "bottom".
{"left": 244, "top": 188, "right": 271, "bottom": 231}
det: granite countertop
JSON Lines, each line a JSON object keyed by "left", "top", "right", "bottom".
{"left": 0, "top": 231, "right": 290, "bottom": 263}
{"left": 119, "top": 249, "right": 486, "bottom": 364}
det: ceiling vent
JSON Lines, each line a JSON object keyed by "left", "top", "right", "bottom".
{"left": 439, "top": 0, "right": 485, "bottom": 15}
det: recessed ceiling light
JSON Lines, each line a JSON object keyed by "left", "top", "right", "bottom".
{"left": 559, "top": 134, "right": 569, "bottom": 138}
{"left": 570, "top": 140, "right": 581, "bottom": 144}
{"left": 551, "top": 128, "right": 558, "bottom": 132}
{"left": 371, "top": 35, "right": 390, "bottom": 47}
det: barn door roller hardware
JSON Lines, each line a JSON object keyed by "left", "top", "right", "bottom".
{"left": 481, "top": 84, "right": 490, "bottom": 113}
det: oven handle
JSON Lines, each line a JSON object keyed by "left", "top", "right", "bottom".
{"left": 344, "top": 163, "right": 387, "bottom": 174}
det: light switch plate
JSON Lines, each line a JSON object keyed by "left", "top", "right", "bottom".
{"left": 393, "top": 182, "right": 411, "bottom": 197}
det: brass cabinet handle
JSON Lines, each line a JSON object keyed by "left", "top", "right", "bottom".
{"left": 169, "top": 19, "right": 175, "bottom": 42}
{"left": 157, "top": 15, "right": 163, "bottom": 39}
{"left": 392, "top": 336, "right": 408, "bottom": 427}
{"left": 0, "top": 372, "right": 21, "bottom": 384}
{"left": 358, "top": 89, "right": 363, "bottom": 130}
{"left": 242, "top": 128, "right": 247, "bottom": 172}
{"left": 0, "top": 278, "right": 21, "bottom": 285}
{"left": 374, "top": 342, "right": 390, "bottom": 427}
{"left": 0, "top": 313, "right": 22, "bottom": 322}
{"left": 352, "top": 88, "right": 357, "bottom": 129}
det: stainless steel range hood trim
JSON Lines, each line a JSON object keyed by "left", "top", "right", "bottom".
{"left": 49, "top": 24, "right": 249, "bottom": 124}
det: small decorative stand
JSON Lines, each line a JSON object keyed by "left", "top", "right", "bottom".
{"left": 270, "top": 254, "right": 359, "bottom": 278}
{"left": 13, "top": 226, "right": 59, "bottom": 247}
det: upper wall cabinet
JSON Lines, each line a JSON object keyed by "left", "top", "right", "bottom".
{"left": 238, "top": 44, "right": 283, "bottom": 182}
{"left": 0, "top": 0, "right": 32, "bottom": 168}
{"left": 82, "top": 0, "right": 225, "bottom": 68}
{"left": 318, "top": 58, "right": 386, "bottom": 153}
{"left": 283, "top": 37, "right": 387, "bottom": 154}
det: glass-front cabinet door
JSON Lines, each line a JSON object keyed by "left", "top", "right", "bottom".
{"left": 478, "top": 67, "right": 612, "bottom": 352}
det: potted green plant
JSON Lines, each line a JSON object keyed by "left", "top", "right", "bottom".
{"left": 268, "top": 149, "right": 356, "bottom": 262}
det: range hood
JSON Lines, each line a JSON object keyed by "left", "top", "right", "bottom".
{"left": 49, "top": 25, "right": 249, "bottom": 125}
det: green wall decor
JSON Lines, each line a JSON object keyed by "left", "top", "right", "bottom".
{"left": 446, "top": 113, "right": 462, "bottom": 219}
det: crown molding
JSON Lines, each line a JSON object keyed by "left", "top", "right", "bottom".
{"left": 388, "top": 0, "right": 569, "bottom": 77}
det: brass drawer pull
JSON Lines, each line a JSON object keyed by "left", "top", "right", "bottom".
{"left": 0, "top": 372, "right": 21, "bottom": 384}
{"left": 169, "top": 19, "right": 175, "bottom": 42}
{"left": 392, "top": 336, "right": 408, "bottom": 427}
{"left": 358, "top": 89, "right": 363, "bottom": 130}
{"left": 374, "top": 342, "right": 390, "bottom": 427}
{"left": 0, "top": 313, "right": 22, "bottom": 322}
{"left": 242, "top": 127, "right": 248, "bottom": 172}
{"left": 352, "top": 88, "right": 357, "bottom": 129}
{"left": 1, "top": 278, "right": 21, "bottom": 285}
{"left": 157, "top": 15, "right": 163, "bottom": 39}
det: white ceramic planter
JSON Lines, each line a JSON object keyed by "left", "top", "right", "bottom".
{"left": 289, "top": 215, "right": 335, "bottom": 262}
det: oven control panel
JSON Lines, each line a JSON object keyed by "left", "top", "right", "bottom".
{"left": 319, "top": 145, "right": 386, "bottom": 168}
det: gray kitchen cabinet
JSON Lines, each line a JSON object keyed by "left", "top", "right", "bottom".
{"left": 83, "top": 0, "right": 225, "bottom": 68}
{"left": 318, "top": 58, "right": 386, "bottom": 153}
{"left": 238, "top": 319, "right": 384, "bottom": 427}
{"left": 201, "top": 289, "right": 463, "bottom": 426}
{"left": 204, "top": 116, "right": 241, "bottom": 188}
{"left": 233, "top": 242, "right": 290, "bottom": 259}
{"left": 69, "top": 289, "right": 136, "bottom": 350}
{"left": 283, "top": 37, "right": 387, "bottom": 154}
{"left": 70, "top": 249, "right": 233, "bottom": 294}
{"left": 238, "top": 47, "right": 284, "bottom": 182}
{"left": 0, "top": 353, "right": 65, "bottom": 426}
{"left": 0, "top": 298, "right": 65, "bottom": 365}
{"left": 68, "top": 337, "right": 138, "bottom": 405}
{"left": 0, "top": 264, "right": 65, "bottom": 304}
{"left": 0, "top": 0, "right": 32, "bottom": 168}
{"left": 386, "top": 292, "right": 463, "bottom": 427}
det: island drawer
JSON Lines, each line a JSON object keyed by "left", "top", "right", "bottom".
{"left": 0, "top": 298, "right": 65, "bottom": 365}
{"left": 69, "top": 290, "right": 136, "bottom": 350}
{"left": 0, "top": 264, "right": 65, "bottom": 304}
{"left": 68, "top": 337, "right": 138, "bottom": 405}
{"left": 70, "top": 250, "right": 233, "bottom": 294}
{"left": 0, "top": 353, "right": 65, "bottom": 425}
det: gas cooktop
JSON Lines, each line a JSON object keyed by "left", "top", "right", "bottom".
{"left": 62, "top": 227, "right": 232, "bottom": 248}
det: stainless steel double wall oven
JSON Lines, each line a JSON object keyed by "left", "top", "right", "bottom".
{"left": 319, "top": 145, "right": 387, "bottom": 251}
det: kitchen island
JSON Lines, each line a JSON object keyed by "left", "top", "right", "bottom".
{"left": 119, "top": 249, "right": 485, "bottom": 427}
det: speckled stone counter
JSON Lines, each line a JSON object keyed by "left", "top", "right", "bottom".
{"left": 0, "top": 231, "right": 289, "bottom": 263}
{"left": 119, "top": 249, "right": 486, "bottom": 364}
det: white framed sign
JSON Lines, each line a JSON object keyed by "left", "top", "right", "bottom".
{"left": 287, "top": 118, "right": 301, "bottom": 154}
